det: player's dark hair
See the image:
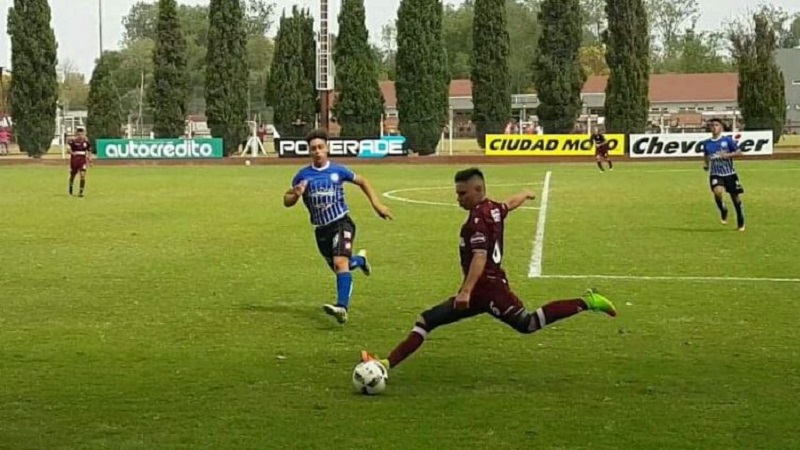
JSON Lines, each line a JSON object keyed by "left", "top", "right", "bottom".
{"left": 454, "top": 167, "right": 485, "bottom": 183}
{"left": 708, "top": 118, "right": 723, "bottom": 126}
{"left": 305, "top": 128, "right": 329, "bottom": 144}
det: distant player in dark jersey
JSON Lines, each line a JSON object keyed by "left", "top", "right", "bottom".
{"left": 702, "top": 118, "right": 745, "bottom": 231}
{"left": 68, "top": 126, "right": 92, "bottom": 197}
{"left": 593, "top": 133, "right": 613, "bottom": 172}
{"left": 283, "top": 128, "right": 394, "bottom": 324}
{"left": 360, "top": 168, "right": 617, "bottom": 373}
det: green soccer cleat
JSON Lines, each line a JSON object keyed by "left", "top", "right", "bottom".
{"left": 323, "top": 304, "right": 348, "bottom": 324}
{"left": 582, "top": 289, "right": 617, "bottom": 317}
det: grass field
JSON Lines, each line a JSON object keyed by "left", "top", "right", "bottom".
{"left": 2, "top": 160, "right": 800, "bottom": 449}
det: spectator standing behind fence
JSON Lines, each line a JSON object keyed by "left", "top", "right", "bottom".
{"left": 0, "top": 127, "right": 10, "bottom": 155}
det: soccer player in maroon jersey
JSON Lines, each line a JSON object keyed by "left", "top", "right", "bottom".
{"left": 593, "top": 133, "right": 613, "bottom": 172}
{"left": 361, "top": 168, "right": 617, "bottom": 373}
{"left": 68, "top": 126, "right": 91, "bottom": 197}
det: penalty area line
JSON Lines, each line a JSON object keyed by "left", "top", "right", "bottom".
{"left": 528, "top": 171, "right": 552, "bottom": 278}
{"left": 538, "top": 274, "right": 800, "bottom": 283}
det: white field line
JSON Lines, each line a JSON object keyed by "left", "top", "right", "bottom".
{"left": 382, "top": 182, "right": 541, "bottom": 210}
{"left": 528, "top": 171, "right": 552, "bottom": 278}
{"left": 539, "top": 274, "right": 800, "bottom": 283}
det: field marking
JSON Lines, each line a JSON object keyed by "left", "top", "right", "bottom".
{"left": 539, "top": 274, "right": 800, "bottom": 283}
{"left": 528, "top": 171, "right": 552, "bottom": 278}
{"left": 383, "top": 182, "right": 541, "bottom": 210}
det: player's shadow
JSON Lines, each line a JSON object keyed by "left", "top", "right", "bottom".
{"left": 654, "top": 226, "right": 730, "bottom": 233}
{"left": 239, "top": 303, "right": 336, "bottom": 329}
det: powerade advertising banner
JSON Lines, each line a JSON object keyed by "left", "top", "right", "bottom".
{"left": 485, "top": 134, "right": 626, "bottom": 156}
{"left": 96, "top": 138, "right": 224, "bottom": 159}
{"left": 275, "top": 136, "right": 408, "bottom": 158}
{"left": 628, "top": 131, "right": 774, "bottom": 158}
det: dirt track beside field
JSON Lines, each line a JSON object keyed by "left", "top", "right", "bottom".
{"left": 2, "top": 152, "right": 800, "bottom": 166}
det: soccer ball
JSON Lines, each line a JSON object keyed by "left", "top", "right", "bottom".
{"left": 352, "top": 360, "right": 388, "bottom": 395}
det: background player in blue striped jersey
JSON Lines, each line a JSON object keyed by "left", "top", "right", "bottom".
{"left": 283, "top": 128, "right": 394, "bottom": 324}
{"left": 702, "top": 118, "right": 745, "bottom": 231}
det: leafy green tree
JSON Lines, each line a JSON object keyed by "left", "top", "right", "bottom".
{"left": 7, "top": 0, "right": 59, "bottom": 157}
{"left": 87, "top": 53, "right": 124, "bottom": 147}
{"left": 471, "top": 0, "right": 510, "bottom": 148}
{"left": 395, "top": 0, "right": 449, "bottom": 155}
{"left": 603, "top": 0, "right": 650, "bottom": 133}
{"left": 149, "top": 0, "right": 189, "bottom": 138}
{"left": 730, "top": 13, "right": 786, "bottom": 142}
{"left": 332, "top": 0, "right": 385, "bottom": 137}
{"left": 532, "top": 0, "right": 585, "bottom": 133}
{"left": 206, "top": 0, "right": 250, "bottom": 155}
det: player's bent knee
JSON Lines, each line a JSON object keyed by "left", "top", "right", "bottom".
{"left": 332, "top": 256, "right": 349, "bottom": 272}
{"left": 420, "top": 302, "right": 455, "bottom": 331}
{"left": 509, "top": 312, "right": 537, "bottom": 334}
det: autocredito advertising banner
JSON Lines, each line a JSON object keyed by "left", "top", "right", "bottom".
{"left": 275, "top": 136, "right": 408, "bottom": 158}
{"left": 96, "top": 138, "right": 224, "bottom": 159}
{"left": 485, "top": 134, "right": 626, "bottom": 156}
{"left": 628, "top": 131, "right": 774, "bottom": 158}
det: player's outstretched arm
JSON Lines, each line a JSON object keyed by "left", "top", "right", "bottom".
{"left": 353, "top": 175, "right": 394, "bottom": 220}
{"left": 504, "top": 190, "right": 536, "bottom": 212}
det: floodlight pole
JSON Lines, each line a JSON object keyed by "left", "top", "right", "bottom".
{"left": 317, "top": 0, "right": 333, "bottom": 132}
{"left": 98, "top": 0, "right": 104, "bottom": 57}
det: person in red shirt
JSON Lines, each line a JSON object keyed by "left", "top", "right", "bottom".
{"left": 593, "top": 133, "right": 613, "bottom": 172}
{"left": 0, "top": 128, "right": 10, "bottom": 155}
{"left": 361, "top": 168, "right": 618, "bottom": 375}
{"left": 68, "top": 126, "right": 92, "bottom": 197}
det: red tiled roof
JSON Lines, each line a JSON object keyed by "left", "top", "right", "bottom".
{"left": 582, "top": 73, "right": 738, "bottom": 103}
{"left": 374, "top": 73, "right": 739, "bottom": 106}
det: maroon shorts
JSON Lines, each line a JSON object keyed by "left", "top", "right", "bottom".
{"left": 70, "top": 156, "right": 87, "bottom": 175}
{"left": 423, "top": 277, "right": 526, "bottom": 330}
{"left": 595, "top": 149, "right": 609, "bottom": 158}
{"left": 468, "top": 276, "right": 525, "bottom": 320}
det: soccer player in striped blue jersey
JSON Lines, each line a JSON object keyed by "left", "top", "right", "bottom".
{"left": 703, "top": 118, "right": 745, "bottom": 231}
{"left": 283, "top": 128, "right": 394, "bottom": 324}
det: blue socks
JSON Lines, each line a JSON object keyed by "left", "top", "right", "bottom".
{"left": 336, "top": 272, "right": 353, "bottom": 309}
{"left": 349, "top": 255, "right": 366, "bottom": 270}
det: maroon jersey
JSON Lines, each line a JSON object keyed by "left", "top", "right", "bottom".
{"left": 69, "top": 138, "right": 91, "bottom": 158}
{"left": 593, "top": 134, "right": 610, "bottom": 155}
{"left": 459, "top": 199, "right": 509, "bottom": 283}
{"left": 68, "top": 137, "right": 90, "bottom": 174}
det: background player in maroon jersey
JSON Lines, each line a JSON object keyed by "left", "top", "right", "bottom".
{"left": 68, "top": 126, "right": 91, "bottom": 197}
{"left": 361, "top": 167, "right": 617, "bottom": 373}
{"left": 593, "top": 133, "right": 613, "bottom": 172}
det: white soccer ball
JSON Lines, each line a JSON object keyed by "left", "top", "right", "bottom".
{"left": 352, "top": 360, "right": 388, "bottom": 395}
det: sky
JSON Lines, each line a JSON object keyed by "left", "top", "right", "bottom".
{"left": 0, "top": 0, "right": 798, "bottom": 76}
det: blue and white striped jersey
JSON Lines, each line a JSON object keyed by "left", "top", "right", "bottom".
{"left": 291, "top": 162, "right": 356, "bottom": 227}
{"left": 703, "top": 135, "right": 738, "bottom": 177}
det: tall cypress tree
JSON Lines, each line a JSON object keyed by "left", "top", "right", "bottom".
{"left": 332, "top": 0, "right": 385, "bottom": 137}
{"left": 149, "top": 0, "right": 189, "bottom": 138}
{"left": 396, "top": 0, "right": 449, "bottom": 155}
{"left": 87, "top": 52, "right": 123, "bottom": 147}
{"left": 206, "top": 0, "right": 249, "bottom": 155}
{"left": 471, "top": 0, "right": 510, "bottom": 148}
{"left": 7, "top": 0, "right": 59, "bottom": 157}
{"left": 531, "top": 0, "right": 585, "bottom": 133}
{"left": 731, "top": 13, "right": 786, "bottom": 142}
{"left": 265, "top": 8, "right": 317, "bottom": 137}
{"left": 603, "top": 0, "right": 650, "bottom": 133}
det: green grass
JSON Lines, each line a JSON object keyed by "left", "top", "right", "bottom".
{"left": 2, "top": 161, "right": 800, "bottom": 450}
